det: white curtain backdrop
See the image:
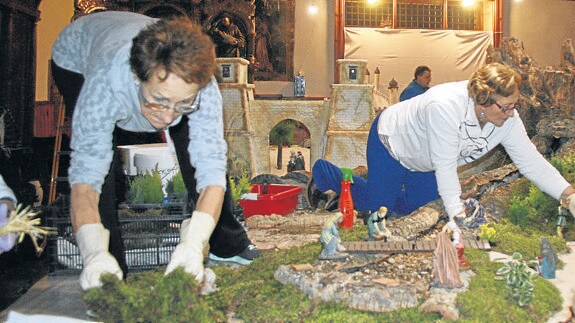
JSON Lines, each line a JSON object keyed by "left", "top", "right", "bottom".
{"left": 344, "top": 28, "right": 493, "bottom": 91}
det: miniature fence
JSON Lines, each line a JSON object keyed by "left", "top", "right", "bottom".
{"left": 46, "top": 194, "right": 190, "bottom": 274}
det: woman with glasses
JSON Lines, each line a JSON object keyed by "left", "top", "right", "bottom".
{"left": 312, "top": 62, "right": 575, "bottom": 228}
{"left": 51, "top": 11, "right": 258, "bottom": 291}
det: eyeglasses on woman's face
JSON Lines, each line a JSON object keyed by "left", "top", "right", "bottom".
{"left": 138, "top": 86, "right": 200, "bottom": 115}
{"left": 492, "top": 100, "right": 519, "bottom": 114}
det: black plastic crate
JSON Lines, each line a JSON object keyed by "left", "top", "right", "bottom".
{"left": 46, "top": 194, "right": 190, "bottom": 274}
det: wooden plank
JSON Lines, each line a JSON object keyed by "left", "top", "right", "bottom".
{"left": 402, "top": 241, "right": 411, "bottom": 251}
{"left": 414, "top": 240, "right": 425, "bottom": 251}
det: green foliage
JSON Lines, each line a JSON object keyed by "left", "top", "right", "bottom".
{"left": 495, "top": 252, "right": 538, "bottom": 307}
{"left": 269, "top": 120, "right": 295, "bottom": 147}
{"left": 165, "top": 171, "right": 186, "bottom": 195}
{"left": 507, "top": 195, "right": 538, "bottom": 227}
{"left": 551, "top": 153, "right": 575, "bottom": 180}
{"left": 488, "top": 219, "right": 567, "bottom": 257}
{"left": 506, "top": 152, "right": 575, "bottom": 237}
{"left": 84, "top": 270, "right": 225, "bottom": 322}
{"left": 458, "top": 249, "right": 561, "bottom": 321}
{"left": 83, "top": 230, "right": 564, "bottom": 322}
{"left": 478, "top": 223, "right": 498, "bottom": 244}
{"left": 125, "top": 168, "right": 164, "bottom": 204}
{"left": 229, "top": 170, "right": 251, "bottom": 203}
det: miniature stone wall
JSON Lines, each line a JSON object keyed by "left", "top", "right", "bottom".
{"left": 217, "top": 58, "right": 390, "bottom": 177}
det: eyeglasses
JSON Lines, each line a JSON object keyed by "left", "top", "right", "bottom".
{"left": 493, "top": 100, "right": 519, "bottom": 114}
{"left": 138, "top": 86, "right": 200, "bottom": 115}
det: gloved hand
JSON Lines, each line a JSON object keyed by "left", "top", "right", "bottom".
{"left": 165, "top": 211, "right": 216, "bottom": 282}
{"left": 0, "top": 202, "right": 17, "bottom": 254}
{"left": 76, "top": 223, "right": 123, "bottom": 290}
{"left": 441, "top": 219, "right": 458, "bottom": 234}
{"left": 566, "top": 194, "right": 575, "bottom": 219}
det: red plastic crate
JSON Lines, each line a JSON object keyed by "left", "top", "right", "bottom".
{"left": 239, "top": 184, "right": 302, "bottom": 218}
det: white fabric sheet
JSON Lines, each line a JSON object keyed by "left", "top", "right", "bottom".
{"left": 344, "top": 28, "right": 493, "bottom": 91}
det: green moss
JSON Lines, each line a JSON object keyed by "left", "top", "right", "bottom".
{"left": 488, "top": 219, "right": 567, "bottom": 257}
{"left": 83, "top": 237, "right": 564, "bottom": 322}
{"left": 84, "top": 270, "right": 225, "bottom": 322}
{"left": 506, "top": 153, "right": 575, "bottom": 239}
{"left": 458, "top": 249, "right": 561, "bottom": 322}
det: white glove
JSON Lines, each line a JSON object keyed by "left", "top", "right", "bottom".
{"left": 442, "top": 220, "right": 457, "bottom": 233}
{"left": 76, "top": 223, "right": 123, "bottom": 290}
{"left": 0, "top": 203, "right": 17, "bottom": 254}
{"left": 566, "top": 194, "right": 575, "bottom": 219}
{"left": 165, "top": 211, "right": 216, "bottom": 282}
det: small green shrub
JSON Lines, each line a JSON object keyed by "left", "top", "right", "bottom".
{"left": 495, "top": 252, "right": 538, "bottom": 307}
{"left": 507, "top": 195, "right": 537, "bottom": 227}
{"left": 165, "top": 171, "right": 186, "bottom": 195}
{"left": 229, "top": 170, "right": 251, "bottom": 203}
{"left": 479, "top": 223, "right": 498, "bottom": 244}
{"left": 125, "top": 168, "right": 164, "bottom": 204}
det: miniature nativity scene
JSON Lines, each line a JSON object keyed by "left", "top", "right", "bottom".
{"left": 5, "top": 36, "right": 569, "bottom": 322}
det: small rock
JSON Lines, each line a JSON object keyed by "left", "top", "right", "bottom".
{"left": 292, "top": 264, "right": 314, "bottom": 271}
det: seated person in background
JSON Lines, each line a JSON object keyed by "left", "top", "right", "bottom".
{"left": 312, "top": 63, "right": 575, "bottom": 231}
{"left": 399, "top": 66, "right": 432, "bottom": 101}
{"left": 0, "top": 174, "right": 17, "bottom": 254}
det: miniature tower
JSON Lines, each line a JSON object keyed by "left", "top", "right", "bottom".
{"left": 373, "top": 67, "right": 381, "bottom": 91}
{"left": 388, "top": 78, "right": 399, "bottom": 105}
{"left": 325, "top": 59, "right": 374, "bottom": 168}
{"left": 364, "top": 68, "right": 370, "bottom": 84}
{"left": 215, "top": 57, "right": 256, "bottom": 175}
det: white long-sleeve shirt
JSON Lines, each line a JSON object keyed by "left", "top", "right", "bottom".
{"left": 378, "top": 80, "right": 570, "bottom": 218}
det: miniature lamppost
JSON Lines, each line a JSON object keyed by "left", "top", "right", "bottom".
{"left": 557, "top": 199, "right": 569, "bottom": 238}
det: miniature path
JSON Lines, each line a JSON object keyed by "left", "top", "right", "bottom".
{"left": 342, "top": 239, "right": 491, "bottom": 253}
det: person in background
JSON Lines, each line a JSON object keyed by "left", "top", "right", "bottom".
{"left": 312, "top": 62, "right": 575, "bottom": 230}
{"left": 399, "top": 66, "right": 432, "bottom": 101}
{"left": 0, "top": 175, "right": 17, "bottom": 254}
{"left": 51, "top": 11, "right": 259, "bottom": 290}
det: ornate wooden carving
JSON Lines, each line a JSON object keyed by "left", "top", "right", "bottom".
{"left": 70, "top": 0, "right": 295, "bottom": 82}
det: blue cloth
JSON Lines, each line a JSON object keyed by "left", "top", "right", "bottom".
{"left": 312, "top": 113, "right": 440, "bottom": 214}
{"left": 399, "top": 80, "right": 429, "bottom": 101}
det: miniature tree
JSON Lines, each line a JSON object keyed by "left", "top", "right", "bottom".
{"left": 126, "top": 168, "right": 164, "bottom": 205}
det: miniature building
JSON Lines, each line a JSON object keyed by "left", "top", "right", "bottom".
{"left": 215, "top": 57, "right": 250, "bottom": 84}
{"left": 337, "top": 59, "right": 369, "bottom": 85}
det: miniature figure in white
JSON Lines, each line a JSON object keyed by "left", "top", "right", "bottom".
{"left": 319, "top": 212, "right": 347, "bottom": 260}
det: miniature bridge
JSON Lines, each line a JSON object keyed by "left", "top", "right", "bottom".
{"left": 341, "top": 239, "right": 491, "bottom": 253}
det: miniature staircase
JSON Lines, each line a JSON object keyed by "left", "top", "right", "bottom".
{"left": 341, "top": 239, "right": 491, "bottom": 253}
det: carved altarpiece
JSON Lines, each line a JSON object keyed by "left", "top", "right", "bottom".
{"left": 73, "top": 0, "right": 294, "bottom": 81}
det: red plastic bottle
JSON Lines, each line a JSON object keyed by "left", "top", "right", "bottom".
{"left": 338, "top": 168, "right": 355, "bottom": 228}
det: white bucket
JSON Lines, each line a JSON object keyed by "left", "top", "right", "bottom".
{"left": 118, "top": 143, "right": 172, "bottom": 176}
